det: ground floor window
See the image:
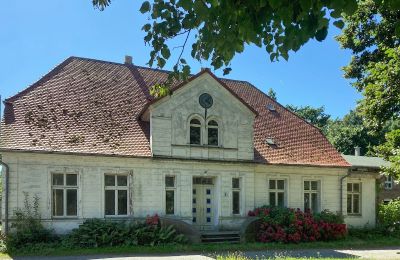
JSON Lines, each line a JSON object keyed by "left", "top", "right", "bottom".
{"left": 52, "top": 173, "right": 78, "bottom": 217}
{"left": 104, "top": 174, "right": 128, "bottom": 216}
{"left": 269, "top": 179, "right": 286, "bottom": 207}
{"left": 347, "top": 182, "right": 361, "bottom": 215}
{"left": 165, "top": 176, "right": 176, "bottom": 215}
{"left": 304, "top": 180, "right": 320, "bottom": 213}
{"left": 232, "top": 178, "right": 241, "bottom": 214}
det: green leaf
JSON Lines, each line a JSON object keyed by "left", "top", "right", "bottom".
{"left": 140, "top": 1, "right": 151, "bottom": 13}
{"left": 315, "top": 26, "right": 328, "bottom": 42}
{"left": 223, "top": 67, "right": 232, "bottom": 75}
{"left": 333, "top": 20, "right": 345, "bottom": 30}
{"left": 161, "top": 47, "right": 171, "bottom": 59}
{"left": 142, "top": 23, "right": 151, "bottom": 32}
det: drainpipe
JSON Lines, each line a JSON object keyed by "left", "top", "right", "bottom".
{"left": 0, "top": 161, "right": 9, "bottom": 235}
{"left": 340, "top": 171, "right": 351, "bottom": 215}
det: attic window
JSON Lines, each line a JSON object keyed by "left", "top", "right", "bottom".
{"left": 265, "top": 138, "right": 275, "bottom": 145}
{"left": 266, "top": 104, "right": 276, "bottom": 111}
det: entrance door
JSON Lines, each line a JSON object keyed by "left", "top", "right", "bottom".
{"left": 192, "top": 177, "right": 215, "bottom": 231}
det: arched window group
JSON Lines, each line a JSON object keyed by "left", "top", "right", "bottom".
{"left": 189, "top": 117, "right": 219, "bottom": 146}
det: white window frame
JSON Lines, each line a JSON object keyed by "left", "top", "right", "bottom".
{"left": 384, "top": 175, "right": 393, "bottom": 190}
{"left": 347, "top": 182, "right": 362, "bottom": 215}
{"left": 51, "top": 172, "right": 79, "bottom": 218}
{"left": 303, "top": 180, "right": 320, "bottom": 213}
{"left": 232, "top": 177, "right": 241, "bottom": 215}
{"left": 268, "top": 179, "right": 287, "bottom": 207}
{"left": 206, "top": 119, "right": 219, "bottom": 146}
{"left": 165, "top": 175, "right": 176, "bottom": 215}
{"left": 104, "top": 174, "right": 129, "bottom": 217}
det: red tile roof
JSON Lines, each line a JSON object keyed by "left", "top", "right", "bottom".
{"left": 0, "top": 57, "right": 349, "bottom": 167}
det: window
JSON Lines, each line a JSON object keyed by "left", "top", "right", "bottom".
{"left": 385, "top": 176, "right": 393, "bottom": 190}
{"left": 347, "top": 183, "right": 361, "bottom": 215}
{"left": 304, "top": 180, "right": 319, "bottom": 213}
{"left": 232, "top": 178, "right": 241, "bottom": 214}
{"left": 52, "top": 173, "right": 78, "bottom": 217}
{"left": 104, "top": 175, "right": 128, "bottom": 216}
{"left": 207, "top": 120, "right": 219, "bottom": 146}
{"left": 269, "top": 179, "right": 285, "bottom": 207}
{"left": 190, "top": 118, "right": 202, "bottom": 145}
{"left": 165, "top": 176, "right": 176, "bottom": 215}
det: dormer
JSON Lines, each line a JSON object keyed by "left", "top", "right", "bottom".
{"left": 140, "top": 70, "right": 257, "bottom": 161}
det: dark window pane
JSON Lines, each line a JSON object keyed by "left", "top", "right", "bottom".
{"left": 190, "top": 126, "right": 201, "bottom": 145}
{"left": 193, "top": 189, "right": 196, "bottom": 194}
{"left": 207, "top": 217, "right": 211, "bottom": 223}
{"left": 277, "top": 180, "right": 285, "bottom": 190}
{"left": 192, "top": 217, "right": 196, "bottom": 223}
{"left": 206, "top": 189, "right": 211, "bottom": 195}
{"left": 269, "top": 192, "right": 276, "bottom": 207}
{"left": 304, "top": 193, "right": 310, "bottom": 210}
{"left": 311, "top": 181, "right": 318, "bottom": 191}
{"left": 208, "top": 128, "right": 218, "bottom": 146}
{"left": 118, "top": 190, "right": 128, "bottom": 215}
{"left": 105, "top": 190, "right": 115, "bottom": 215}
{"left": 190, "top": 119, "right": 200, "bottom": 125}
{"left": 53, "top": 174, "right": 64, "bottom": 186}
{"left": 208, "top": 120, "right": 218, "bottom": 126}
{"left": 52, "top": 189, "right": 64, "bottom": 216}
{"left": 277, "top": 192, "right": 284, "bottom": 207}
{"left": 193, "top": 198, "right": 196, "bottom": 204}
{"left": 66, "top": 189, "right": 77, "bottom": 216}
{"left": 166, "top": 190, "right": 174, "bottom": 214}
{"left": 347, "top": 183, "right": 352, "bottom": 192}
{"left": 207, "top": 198, "right": 211, "bottom": 204}
{"left": 304, "top": 181, "right": 310, "bottom": 191}
{"left": 66, "top": 174, "right": 77, "bottom": 186}
{"left": 347, "top": 194, "right": 352, "bottom": 213}
{"left": 269, "top": 180, "right": 276, "bottom": 189}
{"left": 232, "top": 191, "right": 240, "bottom": 214}
{"left": 117, "top": 176, "right": 128, "bottom": 186}
{"left": 207, "top": 208, "right": 211, "bottom": 213}
{"left": 165, "top": 176, "right": 175, "bottom": 187}
{"left": 353, "top": 194, "right": 360, "bottom": 214}
{"left": 192, "top": 208, "right": 196, "bottom": 213}
{"left": 232, "top": 178, "right": 240, "bottom": 189}
{"left": 105, "top": 175, "right": 115, "bottom": 186}
{"left": 311, "top": 193, "right": 318, "bottom": 212}
{"left": 353, "top": 183, "right": 360, "bottom": 192}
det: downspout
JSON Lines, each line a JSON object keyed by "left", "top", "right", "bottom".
{"left": 340, "top": 171, "right": 351, "bottom": 215}
{"left": 0, "top": 161, "right": 9, "bottom": 235}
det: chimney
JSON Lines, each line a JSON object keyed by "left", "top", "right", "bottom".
{"left": 124, "top": 55, "right": 133, "bottom": 65}
{"left": 354, "top": 146, "right": 361, "bottom": 156}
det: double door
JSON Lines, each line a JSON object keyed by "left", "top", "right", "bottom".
{"left": 192, "top": 177, "right": 215, "bottom": 231}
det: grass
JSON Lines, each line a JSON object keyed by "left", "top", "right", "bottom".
{"left": 4, "top": 236, "right": 400, "bottom": 257}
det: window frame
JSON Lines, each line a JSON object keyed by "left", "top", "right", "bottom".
{"left": 104, "top": 174, "right": 129, "bottom": 217}
{"left": 165, "top": 175, "right": 176, "bottom": 215}
{"left": 206, "top": 119, "right": 219, "bottom": 146}
{"left": 232, "top": 177, "right": 241, "bottom": 215}
{"left": 303, "top": 180, "right": 320, "bottom": 213}
{"left": 347, "top": 182, "right": 362, "bottom": 216}
{"left": 189, "top": 116, "right": 203, "bottom": 145}
{"left": 268, "top": 179, "right": 286, "bottom": 207}
{"left": 51, "top": 172, "right": 79, "bottom": 218}
{"left": 384, "top": 175, "right": 393, "bottom": 190}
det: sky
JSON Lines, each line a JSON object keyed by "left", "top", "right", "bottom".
{"left": 0, "top": 1, "right": 361, "bottom": 119}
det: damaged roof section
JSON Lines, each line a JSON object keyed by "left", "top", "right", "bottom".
{"left": 0, "top": 56, "right": 349, "bottom": 167}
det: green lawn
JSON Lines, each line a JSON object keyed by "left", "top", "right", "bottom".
{"left": 5, "top": 236, "right": 400, "bottom": 257}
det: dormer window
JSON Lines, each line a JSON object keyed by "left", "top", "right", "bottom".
{"left": 190, "top": 118, "right": 201, "bottom": 145}
{"left": 207, "top": 120, "right": 219, "bottom": 146}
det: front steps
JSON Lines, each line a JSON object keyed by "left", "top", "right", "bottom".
{"left": 201, "top": 231, "right": 241, "bottom": 243}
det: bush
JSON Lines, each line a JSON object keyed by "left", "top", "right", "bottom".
{"left": 378, "top": 199, "right": 400, "bottom": 234}
{"left": 7, "top": 193, "right": 58, "bottom": 249}
{"left": 248, "top": 206, "right": 347, "bottom": 243}
{"left": 63, "top": 214, "right": 187, "bottom": 248}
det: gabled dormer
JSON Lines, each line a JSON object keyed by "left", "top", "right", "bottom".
{"left": 140, "top": 69, "right": 257, "bottom": 161}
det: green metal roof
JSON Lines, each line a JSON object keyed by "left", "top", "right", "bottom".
{"left": 342, "top": 155, "right": 390, "bottom": 169}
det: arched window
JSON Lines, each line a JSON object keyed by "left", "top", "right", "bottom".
{"left": 190, "top": 118, "right": 201, "bottom": 145}
{"left": 207, "top": 120, "right": 218, "bottom": 146}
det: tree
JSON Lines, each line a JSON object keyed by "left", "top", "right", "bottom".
{"left": 267, "top": 88, "right": 277, "bottom": 101}
{"left": 286, "top": 105, "right": 330, "bottom": 129}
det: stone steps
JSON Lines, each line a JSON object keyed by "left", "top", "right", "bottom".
{"left": 201, "top": 231, "right": 241, "bottom": 243}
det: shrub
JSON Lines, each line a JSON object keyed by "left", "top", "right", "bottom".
{"left": 248, "top": 206, "right": 346, "bottom": 243}
{"left": 7, "top": 193, "right": 58, "bottom": 249}
{"left": 378, "top": 199, "right": 400, "bottom": 234}
{"left": 63, "top": 214, "right": 186, "bottom": 248}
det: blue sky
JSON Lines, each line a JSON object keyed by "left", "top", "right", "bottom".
{"left": 0, "top": 1, "right": 361, "bottom": 119}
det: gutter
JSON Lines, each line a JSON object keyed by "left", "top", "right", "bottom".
{"left": 340, "top": 171, "right": 351, "bottom": 215}
{"left": 0, "top": 161, "right": 8, "bottom": 235}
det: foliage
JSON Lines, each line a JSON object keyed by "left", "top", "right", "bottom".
{"left": 267, "top": 88, "right": 277, "bottom": 101}
{"left": 7, "top": 193, "right": 57, "bottom": 250}
{"left": 378, "top": 199, "right": 400, "bottom": 234}
{"left": 248, "top": 206, "right": 346, "bottom": 243}
{"left": 375, "top": 129, "right": 400, "bottom": 178}
{"left": 286, "top": 105, "right": 330, "bottom": 130}
{"left": 63, "top": 214, "right": 186, "bottom": 248}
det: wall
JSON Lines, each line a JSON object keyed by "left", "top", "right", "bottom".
{"left": 149, "top": 73, "right": 255, "bottom": 161}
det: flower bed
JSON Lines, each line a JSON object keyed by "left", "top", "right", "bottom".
{"left": 248, "top": 206, "right": 347, "bottom": 243}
